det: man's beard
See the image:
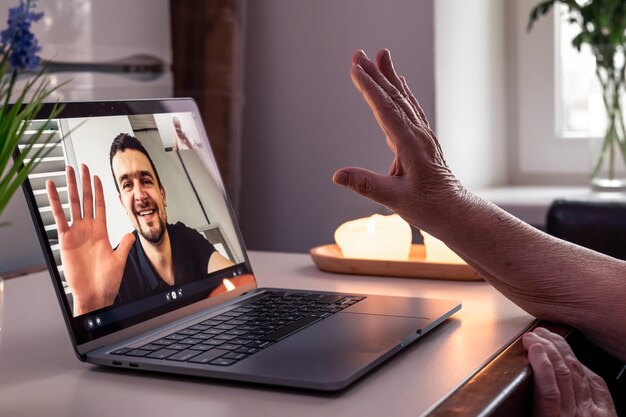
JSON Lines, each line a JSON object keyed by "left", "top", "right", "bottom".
{"left": 137, "top": 215, "right": 166, "bottom": 244}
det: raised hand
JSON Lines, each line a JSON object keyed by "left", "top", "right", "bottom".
{"left": 333, "top": 49, "right": 464, "bottom": 235}
{"left": 46, "top": 164, "right": 135, "bottom": 316}
{"left": 523, "top": 328, "right": 617, "bottom": 417}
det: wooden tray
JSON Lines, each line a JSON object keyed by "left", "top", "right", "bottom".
{"left": 310, "top": 244, "right": 482, "bottom": 281}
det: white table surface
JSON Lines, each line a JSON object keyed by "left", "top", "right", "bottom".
{"left": 0, "top": 251, "right": 534, "bottom": 417}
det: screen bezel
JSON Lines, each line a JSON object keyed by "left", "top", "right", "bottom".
{"left": 16, "top": 98, "right": 257, "bottom": 350}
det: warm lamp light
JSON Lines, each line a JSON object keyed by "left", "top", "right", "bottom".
{"left": 421, "top": 231, "right": 465, "bottom": 264}
{"left": 222, "top": 278, "right": 235, "bottom": 291}
{"left": 334, "top": 214, "right": 412, "bottom": 261}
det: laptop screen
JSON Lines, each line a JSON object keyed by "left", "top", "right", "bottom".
{"left": 17, "top": 99, "right": 256, "bottom": 345}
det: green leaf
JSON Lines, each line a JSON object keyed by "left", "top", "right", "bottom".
{"left": 572, "top": 32, "right": 590, "bottom": 51}
{"left": 528, "top": 0, "right": 558, "bottom": 32}
{"left": 0, "top": 66, "right": 68, "bottom": 217}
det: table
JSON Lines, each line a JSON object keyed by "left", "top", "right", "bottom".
{"left": 0, "top": 251, "right": 535, "bottom": 417}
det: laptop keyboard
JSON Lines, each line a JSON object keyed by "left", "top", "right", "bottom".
{"left": 109, "top": 291, "right": 365, "bottom": 367}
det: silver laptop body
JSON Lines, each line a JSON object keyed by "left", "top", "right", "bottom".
{"left": 18, "top": 98, "right": 461, "bottom": 391}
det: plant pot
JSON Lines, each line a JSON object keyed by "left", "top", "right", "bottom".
{"left": 589, "top": 45, "right": 626, "bottom": 191}
{"left": 589, "top": 135, "right": 626, "bottom": 191}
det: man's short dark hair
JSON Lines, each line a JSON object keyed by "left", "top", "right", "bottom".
{"left": 109, "top": 133, "right": 162, "bottom": 192}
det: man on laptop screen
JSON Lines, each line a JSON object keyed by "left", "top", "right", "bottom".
{"left": 46, "top": 132, "right": 245, "bottom": 317}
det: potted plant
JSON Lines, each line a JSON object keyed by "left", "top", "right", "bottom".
{"left": 529, "top": 0, "right": 626, "bottom": 190}
{"left": 0, "top": 0, "right": 63, "bottom": 222}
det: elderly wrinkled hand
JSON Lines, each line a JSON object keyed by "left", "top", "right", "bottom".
{"left": 523, "top": 328, "right": 617, "bottom": 417}
{"left": 335, "top": 48, "right": 621, "bottom": 417}
{"left": 333, "top": 49, "right": 465, "bottom": 235}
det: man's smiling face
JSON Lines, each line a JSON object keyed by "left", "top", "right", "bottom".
{"left": 112, "top": 149, "right": 167, "bottom": 244}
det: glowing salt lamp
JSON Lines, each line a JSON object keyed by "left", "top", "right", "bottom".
{"left": 334, "top": 214, "right": 412, "bottom": 261}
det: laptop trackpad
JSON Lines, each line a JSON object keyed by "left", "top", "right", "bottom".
{"left": 237, "top": 312, "right": 429, "bottom": 389}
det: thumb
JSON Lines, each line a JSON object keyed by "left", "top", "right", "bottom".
{"left": 333, "top": 167, "right": 398, "bottom": 206}
{"left": 115, "top": 233, "right": 136, "bottom": 263}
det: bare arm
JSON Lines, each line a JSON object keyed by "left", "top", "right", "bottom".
{"left": 333, "top": 49, "right": 626, "bottom": 362}
{"left": 207, "top": 251, "right": 235, "bottom": 273}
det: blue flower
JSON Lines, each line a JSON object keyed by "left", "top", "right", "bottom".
{"left": 1, "top": 0, "right": 43, "bottom": 71}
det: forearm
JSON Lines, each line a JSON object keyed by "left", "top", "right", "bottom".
{"left": 338, "top": 49, "right": 626, "bottom": 361}
{"left": 433, "top": 189, "right": 626, "bottom": 361}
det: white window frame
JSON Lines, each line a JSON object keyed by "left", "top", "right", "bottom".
{"left": 510, "top": 0, "right": 589, "bottom": 183}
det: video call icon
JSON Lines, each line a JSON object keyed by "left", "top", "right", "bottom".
{"left": 86, "top": 317, "right": 103, "bottom": 329}
{"left": 166, "top": 289, "right": 183, "bottom": 302}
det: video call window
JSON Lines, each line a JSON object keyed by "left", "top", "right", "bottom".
{"left": 22, "top": 112, "right": 250, "bottom": 319}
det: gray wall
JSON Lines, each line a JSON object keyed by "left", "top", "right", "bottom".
{"left": 0, "top": 192, "right": 43, "bottom": 273}
{"left": 239, "top": 0, "right": 435, "bottom": 253}
{"left": 0, "top": 0, "right": 436, "bottom": 274}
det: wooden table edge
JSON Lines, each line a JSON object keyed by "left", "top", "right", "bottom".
{"left": 425, "top": 320, "right": 573, "bottom": 417}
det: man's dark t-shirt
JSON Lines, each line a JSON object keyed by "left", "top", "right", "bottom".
{"left": 115, "top": 222, "right": 219, "bottom": 304}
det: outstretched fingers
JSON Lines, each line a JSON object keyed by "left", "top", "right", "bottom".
{"left": 93, "top": 175, "right": 106, "bottom": 222}
{"left": 115, "top": 233, "right": 136, "bottom": 264}
{"left": 350, "top": 63, "right": 414, "bottom": 153}
{"left": 374, "top": 49, "right": 432, "bottom": 132}
{"left": 397, "top": 74, "right": 443, "bottom": 159}
{"left": 81, "top": 164, "right": 94, "bottom": 219}
{"left": 66, "top": 165, "right": 82, "bottom": 222}
{"left": 375, "top": 49, "right": 409, "bottom": 102}
{"left": 353, "top": 50, "right": 419, "bottom": 126}
{"left": 46, "top": 179, "right": 69, "bottom": 234}
{"left": 400, "top": 75, "right": 430, "bottom": 128}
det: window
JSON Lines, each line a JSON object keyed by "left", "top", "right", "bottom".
{"left": 557, "top": 3, "right": 605, "bottom": 138}
{"left": 20, "top": 120, "right": 71, "bottom": 292}
{"left": 512, "top": 0, "right": 589, "bottom": 182}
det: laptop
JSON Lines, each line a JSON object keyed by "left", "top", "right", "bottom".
{"left": 16, "top": 98, "right": 461, "bottom": 391}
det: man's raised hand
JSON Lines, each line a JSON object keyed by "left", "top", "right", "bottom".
{"left": 46, "top": 164, "right": 135, "bottom": 316}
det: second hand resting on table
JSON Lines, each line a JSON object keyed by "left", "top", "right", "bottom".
{"left": 333, "top": 49, "right": 622, "bottom": 416}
